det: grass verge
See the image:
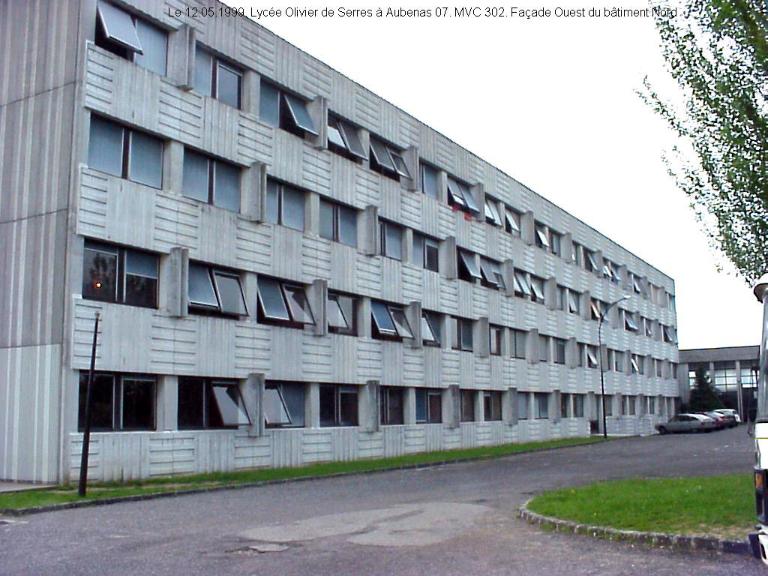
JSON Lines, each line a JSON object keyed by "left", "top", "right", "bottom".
{"left": 527, "top": 473, "right": 754, "bottom": 540}
{"left": 0, "top": 436, "right": 604, "bottom": 513}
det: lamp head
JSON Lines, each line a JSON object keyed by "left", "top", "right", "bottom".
{"left": 754, "top": 273, "right": 768, "bottom": 302}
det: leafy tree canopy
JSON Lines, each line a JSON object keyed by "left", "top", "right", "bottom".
{"left": 641, "top": 0, "right": 768, "bottom": 283}
{"left": 687, "top": 367, "right": 725, "bottom": 412}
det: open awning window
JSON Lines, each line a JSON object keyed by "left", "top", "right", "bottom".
{"left": 535, "top": 225, "right": 550, "bottom": 248}
{"left": 447, "top": 178, "right": 467, "bottom": 208}
{"left": 371, "top": 300, "right": 397, "bottom": 336}
{"left": 370, "top": 138, "right": 398, "bottom": 173}
{"left": 284, "top": 94, "right": 318, "bottom": 135}
{"left": 458, "top": 250, "right": 482, "bottom": 280}
{"left": 567, "top": 291, "right": 579, "bottom": 314}
{"left": 389, "top": 149, "right": 411, "bottom": 179}
{"left": 283, "top": 284, "right": 315, "bottom": 325}
{"left": 421, "top": 315, "right": 438, "bottom": 344}
{"left": 264, "top": 387, "right": 291, "bottom": 426}
{"left": 631, "top": 356, "right": 641, "bottom": 373}
{"left": 514, "top": 271, "right": 531, "bottom": 296}
{"left": 480, "top": 259, "right": 504, "bottom": 289}
{"left": 530, "top": 277, "right": 545, "bottom": 301}
{"left": 389, "top": 307, "right": 413, "bottom": 338}
{"left": 505, "top": 209, "right": 521, "bottom": 233}
{"left": 211, "top": 382, "right": 250, "bottom": 426}
{"left": 188, "top": 263, "right": 247, "bottom": 316}
{"left": 624, "top": 311, "right": 639, "bottom": 331}
{"left": 257, "top": 277, "right": 291, "bottom": 321}
{"left": 327, "top": 294, "right": 349, "bottom": 329}
{"left": 328, "top": 116, "right": 368, "bottom": 160}
{"left": 586, "top": 348, "right": 598, "bottom": 368}
{"left": 97, "top": 2, "right": 143, "bottom": 53}
{"left": 485, "top": 199, "right": 502, "bottom": 226}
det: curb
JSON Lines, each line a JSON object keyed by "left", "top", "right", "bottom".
{"left": 0, "top": 437, "right": 614, "bottom": 517}
{"left": 518, "top": 499, "right": 750, "bottom": 556}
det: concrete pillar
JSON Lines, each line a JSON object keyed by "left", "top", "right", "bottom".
{"left": 476, "top": 317, "right": 490, "bottom": 358}
{"left": 167, "top": 23, "right": 195, "bottom": 90}
{"left": 166, "top": 247, "right": 188, "bottom": 318}
{"left": 553, "top": 390, "right": 562, "bottom": 423}
{"left": 404, "top": 388, "right": 416, "bottom": 424}
{"left": 471, "top": 183, "right": 485, "bottom": 223}
{"left": 441, "top": 236, "right": 458, "bottom": 279}
{"left": 307, "top": 383, "right": 320, "bottom": 428}
{"left": 503, "top": 388, "right": 515, "bottom": 425}
{"left": 242, "top": 373, "right": 265, "bottom": 437}
{"left": 403, "top": 228, "right": 415, "bottom": 265}
{"left": 158, "top": 375, "right": 178, "bottom": 431}
{"left": 165, "top": 140, "right": 184, "bottom": 194}
{"left": 521, "top": 210, "right": 535, "bottom": 245}
{"left": 403, "top": 146, "right": 419, "bottom": 192}
{"left": 446, "top": 385, "right": 460, "bottom": 429}
{"left": 241, "top": 161, "right": 267, "bottom": 222}
{"left": 502, "top": 259, "right": 515, "bottom": 297}
{"left": 306, "top": 96, "right": 327, "bottom": 149}
{"left": 362, "top": 380, "right": 380, "bottom": 432}
{"left": 360, "top": 298, "right": 372, "bottom": 343}
{"left": 475, "top": 390, "right": 484, "bottom": 422}
{"left": 406, "top": 300, "right": 422, "bottom": 349}
{"left": 308, "top": 279, "right": 327, "bottom": 336}
{"left": 362, "top": 205, "right": 379, "bottom": 255}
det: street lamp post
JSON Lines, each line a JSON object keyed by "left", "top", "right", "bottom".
{"left": 598, "top": 295, "right": 630, "bottom": 439}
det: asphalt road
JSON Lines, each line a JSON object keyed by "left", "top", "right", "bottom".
{"left": 0, "top": 427, "right": 762, "bottom": 575}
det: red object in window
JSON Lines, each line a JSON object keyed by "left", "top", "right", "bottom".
{"left": 464, "top": 212, "right": 473, "bottom": 221}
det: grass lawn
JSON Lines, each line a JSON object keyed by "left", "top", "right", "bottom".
{"left": 528, "top": 474, "right": 754, "bottom": 540}
{"left": 0, "top": 436, "right": 604, "bottom": 512}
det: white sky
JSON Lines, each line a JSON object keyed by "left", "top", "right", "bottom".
{"left": 232, "top": 0, "right": 763, "bottom": 349}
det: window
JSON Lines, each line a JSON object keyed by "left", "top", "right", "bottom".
{"left": 78, "top": 372, "right": 156, "bottom": 431}
{"left": 380, "top": 387, "right": 405, "bottom": 425}
{"left": 513, "top": 270, "right": 532, "bottom": 298}
{"left": 553, "top": 338, "right": 566, "bottom": 365}
{"left": 451, "top": 317, "right": 474, "bottom": 352}
{"left": 534, "top": 393, "right": 549, "bottom": 419}
{"left": 512, "top": 330, "right": 527, "bottom": 360}
{"left": 577, "top": 343, "right": 585, "bottom": 367}
{"left": 603, "top": 260, "right": 619, "bottom": 283}
{"left": 266, "top": 179, "right": 305, "bottom": 231}
{"left": 655, "top": 359, "right": 664, "bottom": 378}
{"left": 671, "top": 363, "right": 679, "bottom": 380}
{"left": 260, "top": 80, "right": 318, "bottom": 137}
{"left": 194, "top": 46, "right": 242, "bottom": 108}
{"left": 182, "top": 149, "right": 240, "bottom": 212}
{"left": 489, "top": 325, "right": 503, "bottom": 356}
{"left": 556, "top": 286, "right": 566, "bottom": 311}
{"left": 648, "top": 397, "right": 656, "bottom": 414}
{"left": 264, "top": 382, "right": 306, "bottom": 428}
{"left": 517, "top": 392, "right": 529, "bottom": 420}
{"left": 369, "top": 137, "right": 410, "bottom": 180}
{"left": 484, "top": 197, "right": 503, "bottom": 227}
{"left": 379, "top": 220, "right": 403, "bottom": 260}
{"left": 95, "top": 2, "right": 167, "bottom": 76}
{"left": 505, "top": 208, "right": 521, "bottom": 236}
{"left": 567, "top": 290, "right": 581, "bottom": 314}
{"left": 479, "top": 258, "right": 505, "bottom": 290}
{"left": 613, "top": 351, "right": 624, "bottom": 372}
{"left": 421, "top": 163, "right": 440, "bottom": 199}
{"left": 530, "top": 276, "right": 546, "bottom": 304}
{"left": 446, "top": 178, "right": 480, "bottom": 214}
{"left": 328, "top": 292, "right": 357, "bottom": 336}
{"left": 319, "top": 385, "right": 358, "bottom": 427}
{"left": 415, "top": 389, "right": 443, "bottom": 423}
{"left": 83, "top": 241, "right": 158, "bottom": 308}
{"left": 534, "top": 222, "right": 550, "bottom": 250}
{"left": 590, "top": 298, "right": 604, "bottom": 321}
{"left": 603, "top": 395, "right": 614, "bottom": 416}
{"left": 631, "top": 354, "right": 644, "bottom": 375}
{"left": 550, "top": 231, "right": 562, "bottom": 257}
{"left": 257, "top": 277, "right": 314, "bottom": 327}
{"left": 413, "top": 233, "right": 440, "bottom": 272}
{"left": 561, "top": 394, "right": 570, "bottom": 418}
{"left": 624, "top": 310, "right": 639, "bottom": 332}
{"left": 573, "top": 394, "right": 585, "bottom": 418}
{"left": 458, "top": 249, "right": 481, "bottom": 282}
{"left": 460, "top": 390, "right": 476, "bottom": 422}
{"left": 178, "top": 378, "right": 249, "bottom": 429}
{"left": 319, "top": 199, "right": 357, "bottom": 247}
{"left": 188, "top": 263, "right": 247, "bottom": 316}
{"left": 586, "top": 345, "right": 599, "bottom": 369}
{"left": 88, "top": 116, "right": 163, "bottom": 188}
{"left": 538, "top": 335, "right": 550, "bottom": 363}
{"left": 422, "top": 311, "right": 442, "bottom": 347}
{"left": 644, "top": 317, "right": 654, "bottom": 338}
{"left": 629, "top": 272, "right": 643, "bottom": 294}
{"left": 371, "top": 300, "right": 413, "bottom": 340}
{"left": 484, "top": 391, "right": 502, "bottom": 421}
{"left": 327, "top": 115, "right": 367, "bottom": 161}
{"left": 662, "top": 325, "right": 677, "bottom": 344}
{"left": 622, "top": 395, "right": 636, "bottom": 416}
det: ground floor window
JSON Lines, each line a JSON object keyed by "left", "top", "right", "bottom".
{"left": 560, "top": 393, "right": 570, "bottom": 418}
{"left": 320, "top": 385, "right": 358, "bottom": 427}
{"left": 484, "top": 391, "right": 502, "bottom": 421}
{"left": 264, "top": 381, "right": 306, "bottom": 428}
{"left": 534, "top": 393, "right": 549, "bottom": 419}
{"left": 517, "top": 393, "right": 529, "bottom": 420}
{"left": 78, "top": 372, "right": 156, "bottom": 431}
{"left": 415, "top": 389, "right": 442, "bottom": 423}
{"left": 178, "top": 378, "right": 250, "bottom": 429}
{"left": 573, "top": 394, "right": 585, "bottom": 418}
{"left": 460, "top": 390, "right": 476, "bottom": 422}
{"left": 380, "top": 387, "right": 405, "bottom": 425}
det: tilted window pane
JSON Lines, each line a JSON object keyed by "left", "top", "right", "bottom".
{"left": 327, "top": 295, "right": 349, "bottom": 329}
{"left": 282, "top": 383, "right": 305, "bottom": 427}
{"left": 424, "top": 311, "right": 442, "bottom": 345}
{"left": 182, "top": 149, "right": 210, "bottom": 202}
{"left": 283, "top": 285, "right": 314, "bottom": 325}
{"left": 421, "top": 315, "right": 437, "bottom": 343}
{"left": 133, "top": 19, "right": 167, "bottom": 75}
{"left": 210, "top": 383, "right": 250, "bottom": 426}
{"left": 266, "top": 180, "right": 279, "bottom": 224}
{"left": 425, "top": 239, "right": 440, "bottom": 272}
{"left": 284, "top": 93, "right": 318, "bottom": 134}
{"left": 281, "top": 185, "right": 305, "bottom": 231}
{"left": 88, "top": 117, "right": 124, "bottom": 177}
{"left": 97, "top": 2, "right": 143, "bottom": 52}
{"left": 83, "top": 243, "right": 118, "bottom": 303}
{"left": 459, "top": 182, "right": 480, "bottom": 213}
{"left": 214, "top": 272, "right": 246, "bottom": 315}
{"left": 514, "top": 272, "right": 531, "bottom": 296}
{"left": 531, "top": 277, "right": 545, "bottom": 302}
{"left": 216, "top": 62, "right": 241, "bottom": 108}
{"left": 121, "top": 377, "right": 156, "bottom": 430}
{"left": 567, "top": 291, "right": 579, "bottom": 314}
{"left": 213, "top": 161, "right": 240, "bottom": 212}
{"left": 188, "top": 264, "right": 218, "bottom": 308}
{"left": 338, "top": 121, "right": 367, "bottom": 159}
{"left": 128, "top": 130, "right": 163, "bottom": 188}
{"left": 371, "top": 300, "right": 397, "bottom": 335}
{"left": 257, "top": 277, "right": 290, "bottom": 321}
{"left": 78, "top": 373, "right": 116, "bottom": 431}
{"left": 338, "top": 205, "right": 358, "bottom": 247}
{"left": 535, "top": 226, "right": 550, "bottom": 249}
{"left": 459, "top": 250, "right": 481, "bottom": 279}
{"left": 480, "top": 259, "right": 499, "bottom": 287}
{"left": 177, "top": 378, "right": 205, "bottom": 428}
{"left": 485, "top": 199, "right": 502, "bottom": 226}
{"left": 390, "top": 307, "right": 413, "bottom": 338}
{"left": 259, "top": 81, "right": 280, "bottom": 127}
{"left": 194, "top": 48, "right": 213, "bottom": 97}
{"left": 124, "top": 250, "right": 158, "bottom": 308}
{"left": 421, "top": 164, "right": 439, "bottom": 199}
{"left": 327, "top": 122, "right": 347, "bottom": 149}
{"left": 505, "top": 209, "right": 521, "bottom": 234}
{"left": 587, "top": 348, "right": 598, "bottom": 368}
{"left": 390, "top": 150, "right": 411, "bottom": 178}
{"left": 370, "top": 138, "right": 397, "bottom": 172}
{"left": 264, "top": 387, "right": 290, "bottom": 426}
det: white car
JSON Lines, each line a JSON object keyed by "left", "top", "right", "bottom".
{"left": 713, "top": 408, "right": 741, "bottom": 425}
{"left": 656, "top": 413, "right": 718, "bottom": 434}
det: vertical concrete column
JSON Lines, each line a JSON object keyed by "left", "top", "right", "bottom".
{"left": 446, "top": 385, "right": 460, "bottom": 429}
{"left": 520, "top": 211, "right": 535, "bottom": 245}
{"left": 566, "top": 337, "right": 578, "bottom": 368}
{"left": 616, "top": 393, "right": 624, "bottom": 417}
{"left": 553, "top": 390, "right": 562, "bottom": 423}
{"left": 242, "top": 373, "right": 265, "bottom": 437}
{"left": 306, "top": 192, "right": 320, "bottom": 237}
{"left": 471, "top": 183, "right": 485, "bottom": 223}
{"left": 308, "top": 279, "right": 327, "bottom": 336}
{"left": 165, "top": 140, "right": 184, "bottom": 195}
{"left": 241, "top": 161, "right": 267, "bottom": 221}
{"left": 476, "top": 317, "right": 490, "bottom": 358}
{"left": 436, "top": 170, "right": 449, "bottom": 204}
{"left": 593, "top": 249, "right": 604, "bottom": 278}
{"left": 166, "top": 247, "right": 189, "bottom": 318}
{"left": 306, "top": 96, "right": 327, "bottom": 149}
{"left": 404, "top": 388, "right": 416, "bottom": 425}
{"left": 561, "top": 232, "right": 574, "bottom": 263}
{"left": 167, "top": 24, "right": 195, "bottom": 90}
{"left": 527, "top": 328, "right": 540, "bottom": 364}
{"left": 362, "top": 380, "right": 380, "bottom": 432}
{"left": 625, "top": 349, "right": 633, "bottom": 375}
{"left": 242, "top": 70, "right": 261, "bottom": 117}
{"left": 545, "top": 277, "right": 558, "bottom": 311}
{"left": 360, "top": 298, "right": 372, "bottom": 341}
{"left": 475, "top": 390, "right": 484, "bottom": 422}
{"left": 406, "top": 301, "right": 422, "bottom": 349}
{"left": 440, "top": 236, "right": 458, "bottom": 279}
{"left": 158, "top": 375, "right": 178, "bottom": 431}
{"left": 362, "top": 206, "right": 379, "bottom": 256}
{"left": 580, "top": 290, "right": 591, "bottom": 321}
{"left": 502, "top": 259, "right": 515, "bottom": 297}
{"left": 503, "top": 388, "right": 515, "bottom": 425}
{"left": 403, "top": 228, "right": 415, "bottom": 265}
{"left": 403, "top": 146, "right": 419, "bottom": 192}
{"left": 307, "top": 383, "right": 320, "bottom": 428}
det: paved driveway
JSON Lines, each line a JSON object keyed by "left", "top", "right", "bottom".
{"left": 0, "top": 427, "right": 762, "bottom": 575}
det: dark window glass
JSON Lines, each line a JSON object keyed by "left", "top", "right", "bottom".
{"left": 210, "top": 382, "right": 250, "bottom": 426}
{"left": 517, "top": 393, "right": 529, "bottom": 420}
{"left": 121, "top": 377, "right": 155, "bottom": 430}
{"left": 460, "top": 319, "right": 473, "bottom": 352}
{"left": 259, "top": 81, "right": 280, "bottom": 127}
{"left": 370, "top": 138, "right": 397, "bottom": 173}
{"left": 320, "top": 385, "right": 358, "bottom": 427}
{"left": 264, "top": 382, "right": 305, "bottom": 428}
{"left": 216, "top": 62, "right": 241, "bottom": 109}
{"left": 423, "top": 311, "right": 442, "bottom": 346}
{"left": 380, "top": 387, "right": 404, "bottom": 425}
{"left": 485, "top": 391, "right": 502, "bottom": 421}
{"left": 421, "top": 163, "right": 439, "bottom": 199}
{"left": 425, "top": 238, "right": 439, "bottom": 272}
{"left": 124, "top": 250, "right": 158, "bottom": 308}
{"left": 96, "top": 1, "right": 142, "bottom": 53}
{"left": 182, "top": 149, "right": 210, "bottom": 203}
{"left": 78, "top": 373, "right": 115, "bottom": 431}
{"left": 415, "top": 389, "right": 427, "bottom": 423}
{"left": 83, "top": 242, "right": 158, "bottom": 309}
{"left": 319, "top": 200, "right": 335, "bottom": 241}
{"left": 128, "top": 129, "right": 163, "bottom": 188}
{"left": 194, "top": 47, "right": 213, "bottom": 96}
{"left": 133, "top": 18, "right": 167, "bottom": 75}
{"left": 490, "top": 326, "right": 502, "bottom": 356}
{"left": 257, "top": 277, "right": 291, "bottom": 321}
{"left": 371, "top": 301, "right": 397, "bottom": 336}
{"left": 214, "top": 271, "right": 247, "bottom": 315}
{"left": 339, "top": 387, "right": 358, "bottom": 426}
{"left": 513, "top": 330, "right": 527, "bottom": 360}
{"left": 461, "top": 390, "right": 475, "bottom": 422}
{"left": 188, "top": 264, "right": 218, "bottom": 309}
{"left": 83, "top": 243, "right": 119, "bottom": 302}
{"left": 266, "top": 179, "right": 279, "bottom": 224}
{"left": 428, "top": 391, "right": 442, "bottom": 423}
{"left": 320, "top": 200, "right": 357, "bottom": 247}
{"left": 88, "top": 116, "right": 124, "bottom": 177}
{"left": 338, "top": 205, "right": 357, "bottom": 247}
{"left": 284, "top": 93, "right": 318, "bottom": 135}
{"left": 328, "top": 293, "right": 357, "bottom": 336}
{"left": 381, "top": 221, "right": 402, "bottom": 260}
{"left": 283, "top": 284, "right": 315, "bottom": 325}
{"left": 535, "top": 393, "right": 549, "bottom": 419}
{"left": 281, "top": 185, "right": 305, "bottom": 231}
{"left": 554, "top": 338, "right": 566, "bottom": 365}
{"left": 178, "top": 378, "right": 205, "bottom": 428}
{"left": 213, "top": 161, "right": 241, "bottom": 212}
{"left": 539, "top": 335, "right": 549, "bottom": 362}
{"left": 458, "top": 250, "right": 481, "bottom": 281}
{"left": 389, "top": 307, "right": 413, "bottom": 338}
{"left": 319, "top": 385, "right": 336, "bottom": 427}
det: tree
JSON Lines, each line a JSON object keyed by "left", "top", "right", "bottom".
{"left": 687, "top": 367, "right": 725, "bottom": 412}
{"left": 641, "top": 0, "right": 768, "bottom": 283}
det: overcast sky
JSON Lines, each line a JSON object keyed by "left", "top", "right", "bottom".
{"left": 232, "top": 0, "right": 762, "bottom": 349}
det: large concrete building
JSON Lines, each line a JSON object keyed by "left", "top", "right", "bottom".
{"left": 0, "top": 0, "right": 680, "bottom": 483}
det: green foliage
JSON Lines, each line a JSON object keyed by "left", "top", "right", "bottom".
{"left": 641, "top": 0, "right": 768, "bottom": 283}
{"left": 528, "top": 474, "right": 753, "bottom": 539}
{"left": 688, "top": 367, "right": 726, "bottom": 411}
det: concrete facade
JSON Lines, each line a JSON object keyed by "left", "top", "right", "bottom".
{"left": 0, "top": 0, "right": 679, "bottom": 483}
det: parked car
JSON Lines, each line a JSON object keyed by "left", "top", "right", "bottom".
{"left": 656, "top": 413, "right": 717, "bottom": 434}
{"left": 713, "top": 408, "right": 740, "bottom": 426}
{"left": 702, "top": 411, "right": 728, "bottom": 430}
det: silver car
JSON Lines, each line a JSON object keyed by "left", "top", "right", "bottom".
{"left": 656, "top": 413, "right": 717, "bottom": 434}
